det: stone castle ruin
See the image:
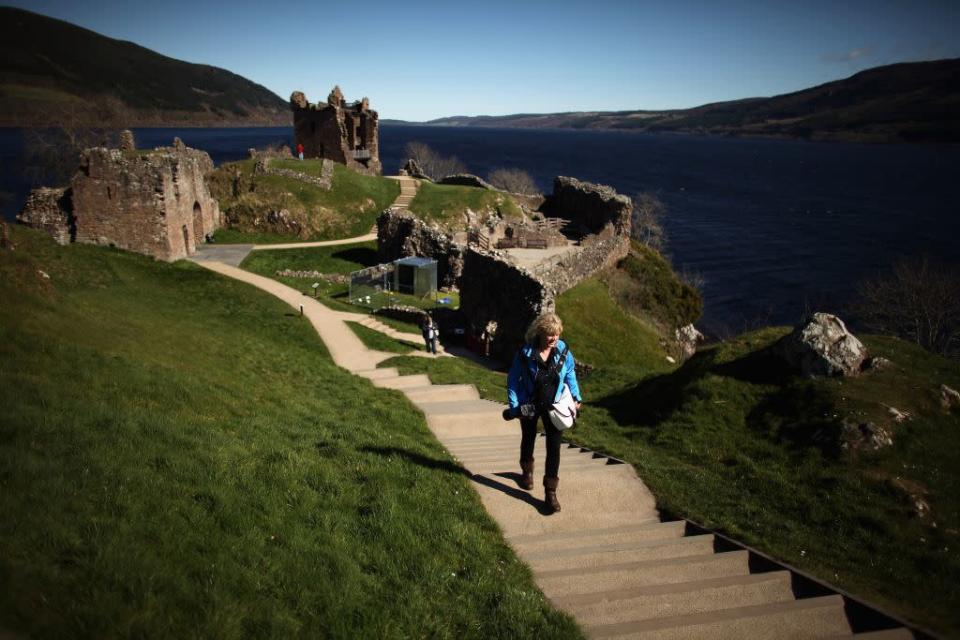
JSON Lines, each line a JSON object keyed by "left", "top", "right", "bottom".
{"left": 18, "top": 134, "right": 221, "bottom": 261}
{"left": 290, "top": 86, "right": 381, "bottom": 176}
{"left": 378, "top": 176, "right": 633, "bottom": 359}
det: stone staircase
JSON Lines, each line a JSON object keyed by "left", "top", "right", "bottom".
{"left": 354, "top": 366, "right": 920, "bottom": 640}
{"left": 392, "top": 176, "right": 418, "bottom": 210}
{"left": 351, "top": 315, "right": 446, "bottom": 355}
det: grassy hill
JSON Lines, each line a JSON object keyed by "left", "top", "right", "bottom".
{"left": 207, "top": 160, "right": 399, "bottom": 243}
{"left": 0, "top": 7, "right": 288, "bottom": 126}
{"left": 0, "top": 226, "right": 580, "bottom": 638}
{"left": 421, "top": 59, "right": 960, "bottom": 143}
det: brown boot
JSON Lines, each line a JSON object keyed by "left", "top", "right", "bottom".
{"left": 543, "top": 476, "right": 561, "bottom": 514}
{"left": 519, "top": 460, "right": 534, "bottom": 490}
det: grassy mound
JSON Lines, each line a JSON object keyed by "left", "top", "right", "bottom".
{"left": 0, "top": 227, "right": 580, "bottom": 638}
{"left": 408, "top": 182, "right": 523, "bottom": 228}
{"left": 603, "top": 241, "right": 703, "bottom": 333}
{"left": 208, "top": 160, "right": 399, "bottom": 243}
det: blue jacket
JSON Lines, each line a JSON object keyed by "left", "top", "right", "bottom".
{"left": 507, "top": 339, "right": 582, "bottom": 410}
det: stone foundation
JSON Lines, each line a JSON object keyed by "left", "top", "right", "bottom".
{"left": 17, "top": 187, "right": 72, "bottom": 245}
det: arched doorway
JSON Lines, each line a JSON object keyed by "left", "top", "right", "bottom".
{"left": 192, "top": 201, "right": 204, "bottom": 246}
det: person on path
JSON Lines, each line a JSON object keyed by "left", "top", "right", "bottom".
{"left": 421, "top": 315, "right": 438, "bottom": 355}
{"left": 506, "top": 313, "right": 581, "bottom": 514}
{"left": 296, "top": 142, "right": 304, "bottom": 161}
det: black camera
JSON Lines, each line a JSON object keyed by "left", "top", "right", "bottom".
{"left": 501, "top": 404, "right": 535, "bottom": 421}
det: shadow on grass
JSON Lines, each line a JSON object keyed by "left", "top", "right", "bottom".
{"left": 361, "top": 445, "right": 470, "bottom": 476}
{"left": 595, "top": 344, "right": 844, "bottom": 455}
{"left": 594, "top": 349, "right": 720, "bottom": 428}
{"left": 332, "top": 247, "right": 378, "bottom": 267}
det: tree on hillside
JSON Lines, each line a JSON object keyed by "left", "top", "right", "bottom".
{"left": 631, "top": 192, "right": 667, "bottom": 252}
{"left": 487, "top": 168, "right": 540, "bottom": 195}
{"left": 402, "top": 142, "right": 466, "bottom": 181}
{"left": 854, "top": 255, "right": 960, "bottom": 358}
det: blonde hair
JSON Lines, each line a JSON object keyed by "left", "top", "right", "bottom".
{"left": 525, "top": 313, "right": 563, "bottom": 345}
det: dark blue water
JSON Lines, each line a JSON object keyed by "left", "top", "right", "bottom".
{"left": 3, "top": 125, "right": 957, "bottom": 336}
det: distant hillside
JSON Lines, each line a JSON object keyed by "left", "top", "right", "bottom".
{"left": 0, "top": 7, "right": 289, "bottom": 126}
{"left": 422, "top": 59, "right": 960, "bottom": 143}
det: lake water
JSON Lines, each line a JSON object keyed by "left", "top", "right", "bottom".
{"left": 2, "top": 125, "right": 957, "bottom": 336}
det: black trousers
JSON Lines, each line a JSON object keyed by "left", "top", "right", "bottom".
{"left": 519, "top": 414, "right": 562, "bottom": 479}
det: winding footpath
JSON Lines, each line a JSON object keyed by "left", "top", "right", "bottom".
{"left": 190, "top": 179, "right": 914, "bottom": 638}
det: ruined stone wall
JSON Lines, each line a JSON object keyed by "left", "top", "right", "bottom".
{"left": 290, "top": 88, "right": 382, "bottom": 176}
{"left": 459, "top": 249, "right": 554, "bottom": 359}
{"left": 377, "top": 209, "right": 464, "bottom": 288}
{"left": 458, "top": 178, "right": 633, "bottom": 360}
{"left": 533, "top": 233, "right": 631, "bottom": 296}
{"left": 18, "top": 141, "right": 221, "bottom": 261}
{"left": 68, "top": 147, "right": 220, "bottom": 261}
{"left": 16, "top": 187, "right": 72, "bottom": 245}
{"left": 544, "top": 176, "right": 632, "bottom": 237}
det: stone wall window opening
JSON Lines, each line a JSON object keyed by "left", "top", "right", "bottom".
{"left": 192, "top": 201, "right": 203, "bottom": 246}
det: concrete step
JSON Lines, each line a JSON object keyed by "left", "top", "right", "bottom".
{"left": 558, "top": 571, "right": 794, "bottom": 626}
{"left": 354, "top": 367, "right": 399, "bottom": 380}
{"left": 521, "top": 534, "right": 716, "bottom": 573}
{"left": 585, "top": 594, "right": 851, "bottom": 639}
{"left": 839, "top": 630, "right": 916, "bottom": 639}
{"left": 537, "top": 551, "right": 750, "bottom": 598}
{"left": 403, "top": 384, "right": 479, "bottom": 403}
{"left": 512, "top": 520, "right": 685, "bottom": 553}
{"left": 372, "top": 374, "right": 432, "bottom": 389}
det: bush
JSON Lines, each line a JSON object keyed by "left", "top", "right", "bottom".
{"left": 854, "top": 255, "right": 960, "bottom": 358}
{"left": 402, "top": 142, "right": 466, "bottom": 180}
{"left": 631, "top": 192, "right": 667, "bottom": 252}
{"left": 487, "top": 168, "right": 540, "bottom": 195}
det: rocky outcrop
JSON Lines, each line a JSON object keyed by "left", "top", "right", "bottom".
{"left": 543, "top": 176, "right": 632, "bottom": 237}
{"left": 941, "top": 384, "right": 960, "bottom": 410}
{"left": 438, "top": 173, "right": 495, "bottom": 190}
{"left": 676, "top": 324, "right": 705, "bottom": 360}
{"left": 776, "top": 313, "right": 867, "bottom": 377}
{"left": 401, "top": 158, "right": 430, "bottom": 180}
{"left": 377, "top": 209, "right": 464, "bottom": 287}
{"left": 17, "top": 187, "right": 72, "bottom": 245}
{"left": 839, "top": 419, "right": 893, "bottom": 452}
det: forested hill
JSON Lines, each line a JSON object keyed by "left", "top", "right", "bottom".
{"left": 423, "top": 58, "right": 960, "bottom": 144}
{"left": 0, "top": 7, "right": 289, "bottom": 126}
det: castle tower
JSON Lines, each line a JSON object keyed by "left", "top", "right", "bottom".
{"left": 290, "top": 86, "right": 381, "bottom": 176}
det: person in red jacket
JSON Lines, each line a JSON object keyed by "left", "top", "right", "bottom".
{"left": 296, "top": 142, "right": 304, "bottom": 161}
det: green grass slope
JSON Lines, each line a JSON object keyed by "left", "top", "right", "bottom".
{"left": 209, "top": 161, "right": 399, "bottom": 244}
{"left": 408, "top": 182, "right": 523, "bottom": 228}
{"left": 0, "top": 7, "right": 288, "bottom": 125}
{"left": 0, "top": 227, "right": 580, "bottom": 639}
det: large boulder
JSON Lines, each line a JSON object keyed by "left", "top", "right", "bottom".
{"left": 776, "top": 313, "right": 867, "bottom": 377}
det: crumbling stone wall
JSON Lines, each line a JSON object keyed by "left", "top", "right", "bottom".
{"left": 533, "top": 233, "right": 631, "bottom": 294}
{"left": 291, "top": 86, "right": 381, "bottom": 176}
{"left": 17, "top": 187, "right": 72, "bottom": 245}
{"left": 459, "top": 249, "right": 554, "bottom": 359}
{"left": 18, "top": 139, "right": 221, "bottom": 261}
{"left": 543, "top": 176, "right": 631, "bottom": 238}
{"left": 377, "top": 209, "right": 464, "bottom": 287}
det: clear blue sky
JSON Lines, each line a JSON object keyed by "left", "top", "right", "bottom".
{"left": 7, "top": 0, "right": 960, "bottom": 121}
